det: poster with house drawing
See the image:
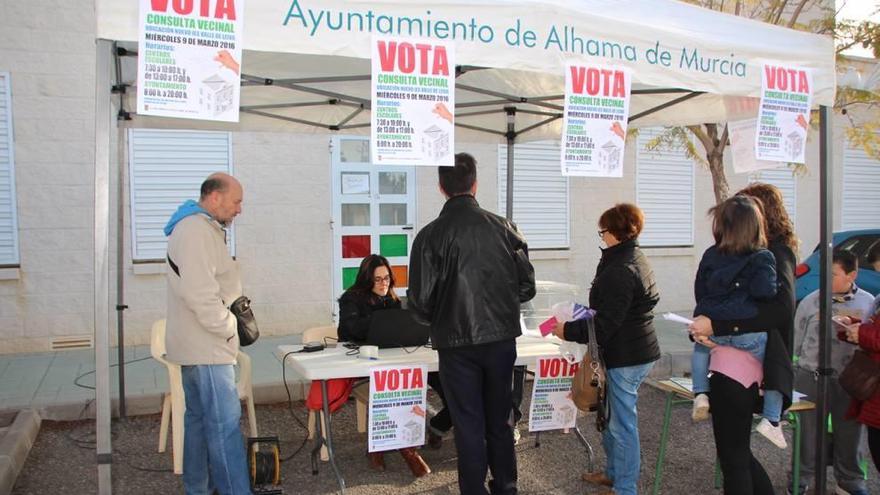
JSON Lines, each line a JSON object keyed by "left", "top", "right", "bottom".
{"left": 368, "top": 364, "right": 428, "bottom": 452}
{"left": 561, "top": 63, "right": 631, "bottom": 177}
{"left": 755, "top": 64, "right": 812, "bottom": 163}
{"left": 371, "top": 36, "right": 455, "bottom": 167}
{"left": 528, "top": 357, "right": 579, "bottom": 432}
{"left": 137, "top": 0, "right": 244, "bottom": 122}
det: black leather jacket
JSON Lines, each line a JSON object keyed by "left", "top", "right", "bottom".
{"left": 407, "top": 195, "right": 536, "bottom": 349}
{"left": 337, "top": 291, "right": 401, "bottom": 342}
{"left": 564, "top": 238, "right": 661, "bottom": 369}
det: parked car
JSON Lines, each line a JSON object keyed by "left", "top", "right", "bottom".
{"left": 795, "top": 229, "right": 880, "bottom": 303}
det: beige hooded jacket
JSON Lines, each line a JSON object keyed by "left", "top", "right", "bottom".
{"left": 165, "top": 214, "right": 241, "bottom": 365}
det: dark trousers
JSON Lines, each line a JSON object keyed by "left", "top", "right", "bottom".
{"left": 869, "top": 426, "right": 880, "bottom": 474}
{"left": 511, "top": 366, "right": 526, "bottom": 424}
{"left": 709, "top": 373, "right": 774, "bottom": 495}
{"left": 427, "top": 372, "right": 453, "bottom": 432}
{"left": 439, "top": 339, "right": 518, "bottom": 495}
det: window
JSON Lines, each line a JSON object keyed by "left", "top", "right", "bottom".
{"left": 128, "top": 129, "right": 234, "bottom": 261}
{"left": 749, "top": 168, "right": 797, "bottom": 226}
{"left": 0, "top": 73, "right": 19, "bottom": 265}
{"left": 836, "top": 234, "right": 880, "bottom": 272}
{"left": 842, "top": 142, "right": 880, "bottom": 230}
{"left": 636, "top": 128, "right": 694, "bottom": 247}
{"left": 498, "top": 141, "right": 570, "bottom": 249}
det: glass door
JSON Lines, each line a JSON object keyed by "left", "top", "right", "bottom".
{"left": 331, "top": 136, "right": 417, "bottom": 313}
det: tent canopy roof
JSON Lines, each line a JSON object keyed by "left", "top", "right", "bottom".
{"left": 102, "top": 0, "right": 836, "bottom": 139}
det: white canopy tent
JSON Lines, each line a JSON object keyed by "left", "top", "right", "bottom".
{"left": 90, "top": 1, "right": 838, "bottom": 493}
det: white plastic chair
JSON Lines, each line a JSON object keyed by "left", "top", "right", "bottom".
{"left": 151, "top": 319, "right": 258, "bottom": 475}
{"left": 301, "top": 325, "right": 368, "bottom": 462}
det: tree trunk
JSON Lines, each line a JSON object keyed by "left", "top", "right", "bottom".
{"left": 707, "top": 150, "right": 729, "bottom": 204}
{"left": 688, "top": 123, "right": 731, "bottom": 205}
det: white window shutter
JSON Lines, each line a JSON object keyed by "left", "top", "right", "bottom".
{"left": 636, "top": 128, "right": 695, "bottom": 247}
{"left": 842, "top": 143, "right": 880, "bottom": 230}
{"left": 498, "top": 141, "right": 570, "bottom": 249}
{"left": 129, "top": 129, "right": 234, "bottom": 261}
{"left": 749, "top": 168, "right": 797, "bottom": 226}
{"left": 0, "top": 73, "right": 19, "bottom": 265}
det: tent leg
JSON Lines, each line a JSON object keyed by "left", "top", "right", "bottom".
{"left": 813, "top": 105, "right": 832, "bottom": 495}
{"left": 505, "top": 107, "right": 516, "bottom": 221}
{"left": 94, "top": 38, "right": 114, "bottom": 495}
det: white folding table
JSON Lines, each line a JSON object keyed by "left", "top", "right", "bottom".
{"left": 276, "top": 337, "right": 594, "bottom": 493}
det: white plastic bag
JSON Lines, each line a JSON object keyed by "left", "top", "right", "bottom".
{"left": 551, "top": 301, "right": 590, "bottom": 364}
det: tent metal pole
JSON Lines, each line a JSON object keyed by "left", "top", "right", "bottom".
{"left": 517, "top": 115, "right": 562, "bottom": 137}
{"left": 453, "top": 122, "right": 506, "bottom": 136}
{"left": 505, "top": 107, "right": 516, "bottom": 221}
{"left": 112, "top": 42, "right": 127, "bottom": 419}
{"left": 814, "top": 105, "right": 833, "bottom": 495}
{"left": 94, "top": 38, "right": 114, "bottom": 495}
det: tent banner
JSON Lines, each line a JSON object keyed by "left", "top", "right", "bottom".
{"left": 528, "top": 356, "right": 578, "bottom": 432}
{"left": 371, "top": 36, "right": 455, "bottom": 166}
{"left": 368, "top": 364, "right": 428, "bottom": 452}
{"left": 102, "top": 1, "right": 836, "bottom": 106}
{"left": 729, "top": 119, "right": 783, "bottom": 174}
{"left": 136, "top": 0, "right": 244, "bottom": 122}
{"left": 561, "top": 63, "right": 631, "bottom": 177}
{"left": 755, "top": 64, "right": 812, "bottom": 164}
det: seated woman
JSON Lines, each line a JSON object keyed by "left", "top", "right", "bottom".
{"left": 337, "top": 254, "right": 439, "bottom": 477}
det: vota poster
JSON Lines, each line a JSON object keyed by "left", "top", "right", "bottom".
{"left": 755, "top": 64, "right": 812, "bottom": 164}
{"left": 137, "top": 0, "right": 244, "bottom": 122}
{"left": 371, "top": 36, "right": 455, "bottom": 166}
{"left": 561, "top": 63, "right": 631, "bottom": 177}
{"left": 368, "top": 365, "right": 428, "bottom": 452}
{"left": 528, "top": 356, "right": 579, "bottom": 432}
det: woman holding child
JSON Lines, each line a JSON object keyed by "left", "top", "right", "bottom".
{"left": 554, "top": 203, "right": 660, "bottom": 495}
{"left": 690, "top": 183, "right": 797, "bottom": 495}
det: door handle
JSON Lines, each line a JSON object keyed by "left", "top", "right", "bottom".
{"left": 402, "top": 225, "right": 414, "bottom": 230}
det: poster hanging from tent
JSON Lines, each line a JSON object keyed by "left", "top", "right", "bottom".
{"left": 136, "top": 0, "right": 244, "bottom": 122}
{"left": 368, "top": 364, "right": 428, "bottom": 452}
{"left": 755, "top": 64, "right": 812, "bottom": 164}
{"left": 729, "top": 119, "right": 784, "bottom": 173}
{"left": 371, "top": 36, "right": 455, "bottom": 166}
{"left": 561, "top": 63, "right": 631, "bottom": 177}
{"left": 528, "top": 356, "right": 579, "bottom": 432}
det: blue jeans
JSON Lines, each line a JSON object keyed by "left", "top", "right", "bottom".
{"left": 691, "top": 332, "right": 782, "bottom": 422}
{"left": 603, "top": 362, "right": 654, "bottom": 495}
{"left": 181, "top": 364, "right": 251, "bottom": 495}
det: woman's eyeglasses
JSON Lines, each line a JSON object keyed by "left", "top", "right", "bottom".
{"left": 597, "top": 229, "right": 608, "bottom": 239}
{"left": 373, "top": 275, "right": 391, "bottom": 284}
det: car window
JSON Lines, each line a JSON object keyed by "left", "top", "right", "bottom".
{"left": 836, "top": 235, "right": 880, "bottom": 271}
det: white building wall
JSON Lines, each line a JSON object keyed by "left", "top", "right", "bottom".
{"left": 0, "top": 0, "right": 97, "bottom": 353}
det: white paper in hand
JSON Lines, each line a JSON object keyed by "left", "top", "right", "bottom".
{"left": 663, "top": 313, "right": 694, "bottom": 325}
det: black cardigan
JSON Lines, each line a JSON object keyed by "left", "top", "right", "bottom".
{"left": 337, "top": 290, "right": 401, "bottom": 342}
{"left": 709, "top": 239, "right": 796, "bottom": 412}
{"left": 563, "top": 238, "right": 661, "bottom": 369}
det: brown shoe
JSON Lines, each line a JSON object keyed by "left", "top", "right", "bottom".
{"left": 582, "top": 471, "right": 613, "bottom": 486}
{"left": 399, "top": 447, "right": 431, "bottom": 477}
{"left": 367, "top": 451, "right": 386, "bottom": 471}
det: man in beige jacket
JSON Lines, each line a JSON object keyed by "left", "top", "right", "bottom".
{"left": 165, "top": 172, "right": 250, "bottom": 494}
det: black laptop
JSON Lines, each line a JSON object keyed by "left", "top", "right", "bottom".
{"left": 366, "top": 309, "right": 431, "bottom": 349}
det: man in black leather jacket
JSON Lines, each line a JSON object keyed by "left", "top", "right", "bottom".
{"left": 408, "top": 153, "right": 536, "bottom": 495}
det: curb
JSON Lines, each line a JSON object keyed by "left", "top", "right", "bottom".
{"left": 0, "top": 409, "right": 41, "bottom": 495}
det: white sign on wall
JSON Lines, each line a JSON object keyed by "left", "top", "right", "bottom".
{"left": 137, "top": 0, "right": 244, "bottom": 122}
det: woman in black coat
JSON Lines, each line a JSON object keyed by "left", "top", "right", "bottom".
{"left": 554, "top": 203, "right": 661, "bottom": 495}
{"left": 690, "top": 183, "right": 797, "bottom": 494}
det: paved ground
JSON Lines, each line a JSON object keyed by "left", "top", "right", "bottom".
{"left": 11, "top": 383, "right": 880, "bottom": 494}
